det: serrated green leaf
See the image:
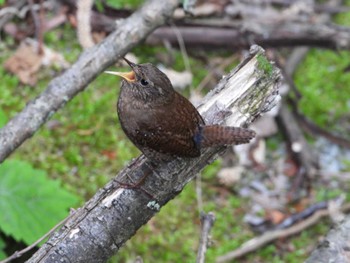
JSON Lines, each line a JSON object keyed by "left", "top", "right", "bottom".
{"left": 0, "top": 160, "right": 79, "bottom": 244}
{"left": 0, "top": 109, "right": 7, "bottom": 128}
{"left": 0, "top": 237, "right": 6, "bottom": 260}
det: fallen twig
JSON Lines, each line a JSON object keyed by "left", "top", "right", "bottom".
{"left": 76, "top": 0, "right": 94, "bottom": 49}
{"left": 293, "top": 108, "right": 350, "bottom": 149}
{"left": 26, "top": 0, "right": 45, "bottom": 54}
{"left": 197, "top": 212, "right": 216, "bottom": 263}
{"left": 0, "top": 210, "right": 77, "bottom": 263}
{"left": 216, "top": 203, "right": 350, "bottom": 263}
{"left": 277, "top": 104, "right": 319, "bottom": 179}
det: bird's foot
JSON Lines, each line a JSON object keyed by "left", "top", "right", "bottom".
{"left": 114, "top": 178, "right": 155, "bottom": 199}
{"left": 113, "top": 161, "right": 157, "bottom": 199}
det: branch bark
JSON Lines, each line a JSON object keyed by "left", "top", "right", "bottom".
{"left": 305, "top": 214, "right": 350, "bottom": 263}
{"left": 146, "top": 23, "right": 350, "bottom": 50}
{"left": 27, "top": 45, "right": 281, "bottom": 263}
{"left": 0, "top": 0, "right": 180, "bottom": 163}
{"left": 277, "top": 104, "right": 319, "bottom": 179}
{"left": 197, "top": 212, "right": 216, "bottom": 263}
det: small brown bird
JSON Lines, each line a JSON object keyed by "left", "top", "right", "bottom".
{"left": 105, "top": 58, "right": 255, "bottom": 162}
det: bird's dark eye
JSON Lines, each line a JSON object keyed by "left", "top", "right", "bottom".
{"left": 140, "top": 79, "right": 149, "bottom": 86}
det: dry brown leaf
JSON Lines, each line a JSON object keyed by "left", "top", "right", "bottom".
{"left": 4, "top": 38, "right": 69, "bottom": 85}
{"left": 101, "top": 150, "right": 117, "bottom": 160}
{"left": 267, "top": 210, "right": 286, "bottom": 225}
{"left": 4, "top": 40, "right": 42, "bottom": 85}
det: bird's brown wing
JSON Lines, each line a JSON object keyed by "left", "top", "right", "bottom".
{"left": 136, "top": 93, "right": 205, "bottom": 158}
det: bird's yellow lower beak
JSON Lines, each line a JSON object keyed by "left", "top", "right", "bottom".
{"left": 104, "top": 70, "right": 136, "bottom": 82}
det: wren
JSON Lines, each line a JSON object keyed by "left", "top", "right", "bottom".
{"left": 105, "top": 58, "right": 256, "bottom": 162}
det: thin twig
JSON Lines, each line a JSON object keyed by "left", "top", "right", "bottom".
{"left": 197, "top": 212, "right": 216, "bottom": 263}
{"left": 77, "top": 0, "right": 94, "bottom": 49}
{"left": 38, "top": 0, "right": 44, "bottom": 54}
{"left": 293, "top": 107, "right": 350, "bottom": 149}
{"left": 196, "top": 174, "right": 203, "bottom": 213}
{"left": 196, "top": 54, "right": 238, "bottom": 92}
{"left": 216, "top": 203, "right": 350, "bottom": 263}
{"left": 0, "top": 210, "right": 77, "bottom": 263}
{"left": 27, "top": 0, "right": 43, "bottom": 54}
{"left": 170, "top": 23, "right": 191, "bottom": 80}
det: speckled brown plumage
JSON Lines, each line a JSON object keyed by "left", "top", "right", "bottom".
{"left": 108, "top": 58, "right": 256, "bottom": 161}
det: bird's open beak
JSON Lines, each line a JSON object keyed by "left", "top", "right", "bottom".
{"left": 104, "top": 70, "right": 136, "bottom": 82}
{"left": 104, "top": 57, "right": 137, "bottom": 82}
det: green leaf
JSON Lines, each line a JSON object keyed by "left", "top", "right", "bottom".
{"left": 0, "top": 109, "right": 7, "bottom": 128}
{"left": 0, "top": 237, "right": 6, "bottom": 260}
{"left": 0, "top": 160, "right": 79, "bottom": 244}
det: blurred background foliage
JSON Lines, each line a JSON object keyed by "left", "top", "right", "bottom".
{"left": 0, "top": 0, "right": 350, "bottom": 262}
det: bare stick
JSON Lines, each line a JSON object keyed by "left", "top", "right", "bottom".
{"left": 277, "top": 104, "right": 319, "bottom": 179}
{"left": 197, "top": 212, "right": 216, "bottom": 263}
{"left": 216, "top": 203, "right": 350, "bottom": 263}
{"left": 28, "top": 0, "right": 43, "bottom": 54}
{"left": 0, "top": 211, "right": 77, "bottom": 263}
{"left": 77, "top": 0, "right": 94, "bottom": 49}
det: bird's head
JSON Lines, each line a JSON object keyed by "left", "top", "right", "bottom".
{"left": 105, "top": 58, "right": 175, "bottom": 103}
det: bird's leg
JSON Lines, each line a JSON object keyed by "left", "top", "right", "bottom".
{"left": 113, "top": 160, "right": 158, "bottom": 198}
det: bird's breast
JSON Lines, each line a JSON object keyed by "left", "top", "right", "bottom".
{"left": 116, "top": 88, "right": 205, "bottom": 158}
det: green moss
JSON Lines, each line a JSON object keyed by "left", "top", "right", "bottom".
{"left": 335, "top": 0, "right": 350, "bottom": 26}
{"left": 315, "top": 187, "right": 344, "bottom": 202}
{"left": 103, "top": 0, "right": 143, "bottom": 9}
{"left": 294, "top": 49, "right": 350, "bottom": 133}
{"left": 257, "top": 54, "right": 273, "bottom": 77}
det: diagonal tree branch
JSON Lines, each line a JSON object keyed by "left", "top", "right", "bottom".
{"left": 0, "top": 0, "right": 180, "bottom": 163}
{"left": 26, "top": 45, "right": 281, "bottom": 263}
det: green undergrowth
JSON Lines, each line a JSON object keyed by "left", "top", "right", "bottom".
{"left": 294, "top": 5, "right": 350, "bottom": 136}
{"left": 1, "top": 7, "right": 350, "bottom": 261}
{"left": 294, "top": 49, "right": 350, "bottom": 134}
{"left": 113, "top": 161, "right": 255, "bottom": 263}
{"left": 0, "top": 160, "right": 79, "bottom": 245}
{"left": 95, "top": 0, "right": 143, "bottom": 11}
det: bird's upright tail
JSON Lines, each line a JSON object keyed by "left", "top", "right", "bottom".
{"left": 200, "top": 125, "right": 256, "bottom": 148}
